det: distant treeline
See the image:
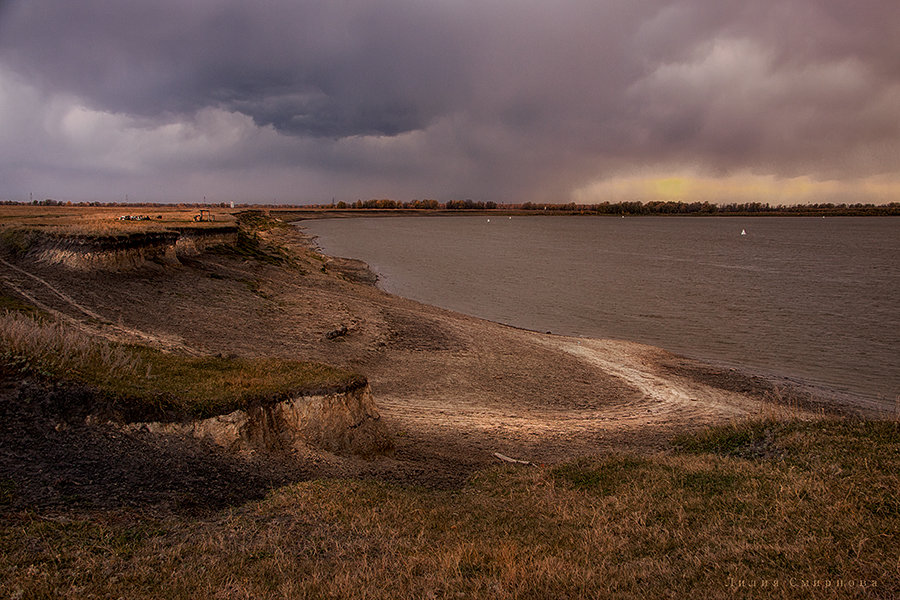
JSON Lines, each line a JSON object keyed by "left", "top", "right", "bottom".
{"left": 4, "top": 198, "right": 899, "bottom": 216}
{"left": 318, "top": 199, "right": 900, "bottom": 216}
{"left": 0, "top": 199, "right": 249, "bottom": 208}
{"left": 331, "top": 198, "right": 499, "bottom": 210}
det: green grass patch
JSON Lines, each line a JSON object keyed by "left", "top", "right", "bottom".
{"left": 1, "top": 311, "right": 364, "bottom": 421}
{"left": 675, "top": 418, "right": 900, "bottom": 470}
{"left": 673, "top": 418, "right": 780, "bottom": 458}
{"left": 119, "top": 349, "right": 365, "bottom": 420}
{"left": 552, "top": 455, "right": 650, "bottom": 495}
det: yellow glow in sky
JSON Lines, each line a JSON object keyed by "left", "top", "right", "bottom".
{"left": 572, "top": 172, "right": 900, "bottom": 205}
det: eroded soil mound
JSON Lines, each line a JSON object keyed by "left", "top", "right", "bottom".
{"left": 0, "top": 379, "right": 308, "bottom": 514}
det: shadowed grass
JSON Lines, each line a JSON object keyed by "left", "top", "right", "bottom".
{"left": 552, "top": 456, "right": 651, "bottom": 495}
{"left": 1, "top": 418, "right": 897, "bottom": 598}
{"left": 673, "top": 418, "right": 781, "bottom": 458}
{"left": 0, "top": 292, "right": 46, "bottom": 320}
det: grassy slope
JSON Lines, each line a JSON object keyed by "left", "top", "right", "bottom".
{"left": 1, "top": 418, "right": 897, "bottom": 598}
{"left": 0, "top": 210, "right": 363, "bottom": 421}
{"left": 2, "top": 313, "right": 363, "bottom": 425}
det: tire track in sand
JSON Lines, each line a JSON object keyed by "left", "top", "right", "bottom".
{"left": 1, "top": 256, "right": 198, "bottom": 354}
{"left": 537, "top": 335, "right": 751, "bottom": 423}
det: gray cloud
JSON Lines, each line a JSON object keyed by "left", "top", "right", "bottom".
{"left": 1, "top": 0, "right": 898, "bottom": 203}
{"left": 0, "top": 0, "right": 470, "bottom": 137}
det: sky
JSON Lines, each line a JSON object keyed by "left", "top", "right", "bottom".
{"left": 1, "top": 0, "right": 899, "bottom": 205}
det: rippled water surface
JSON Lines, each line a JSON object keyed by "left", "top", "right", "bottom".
{"left": 304, "top": 216, "right": 899, "bottom": 403}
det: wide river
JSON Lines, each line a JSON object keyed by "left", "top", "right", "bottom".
{"left": 303, "top": 216, "right": 899, "bottom": 404}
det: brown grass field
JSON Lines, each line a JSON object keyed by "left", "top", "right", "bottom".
{"left": 1, "top": 417, "right": 897, "bottom": 598}
{"left": 0, "top": 204, "right": 237, "bottom": 228}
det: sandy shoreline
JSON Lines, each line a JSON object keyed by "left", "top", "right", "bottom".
{"left": 300, "top": 217, "right": 890, "bottom": 413}
{"left": 289, "top": 221, "right": 889, "bottom": 469}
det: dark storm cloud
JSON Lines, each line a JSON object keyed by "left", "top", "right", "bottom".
{"left": 0, "top": 0, "right": 471, "bottom": 137}
{"left": 0, "top": 0, "right": 898, "bottom": 202}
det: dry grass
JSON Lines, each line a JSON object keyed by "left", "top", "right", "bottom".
{"left": 0, "top": 310, "right": 141, "bottom": 383}
{"left": 0, "top": 205, "right": 236, "bottom": 230}
{"left": 0, "top": 209, "right": 238, "bottom": 263}
{"left": 0, "top": 310, "right": 364, "bottom": 420}
{"left": 1, "top": 418, "right": 897, "bottom": 599}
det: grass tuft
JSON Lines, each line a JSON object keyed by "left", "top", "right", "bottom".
{"left": 673, "top": 418, "right": 780, "bottom": 459}
{"left": 552, "top": 456, "right": 650, "bottom": 495}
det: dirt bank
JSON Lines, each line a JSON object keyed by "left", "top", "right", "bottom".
{"left": 134, "top": 383, "right": 391, "bottom": 456}
{"left": 0, "top": 225, "right": 238, "bottom": 271}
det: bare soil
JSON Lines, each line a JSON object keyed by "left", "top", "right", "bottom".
{"left": 0, "top": 219, "right": 854, "bottom": 513}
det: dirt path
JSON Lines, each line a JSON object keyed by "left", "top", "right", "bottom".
{"left": 1, "top": 256, "right": 109, "bottom": 321}
{"left": 367, "top": 332, "right": 767, "bottom": 467}
{"left": 542, "top": 336, "right": 752, "bottom": 423}
{"left": 0, "top": 255, "right": 198, "bottom": 354}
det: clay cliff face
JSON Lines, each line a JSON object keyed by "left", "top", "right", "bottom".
{"left": 10, "top": 227, "right": 239, "bottom": 271}
{"left": 134, "top": 384, "right": 393, "bottom": 457}
{"left": 172, "top": 227, "right": 240, "bottom": 260}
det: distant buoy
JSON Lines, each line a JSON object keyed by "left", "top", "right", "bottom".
{"left": 741, "top": 229, "right": 747, "bottom": 236}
